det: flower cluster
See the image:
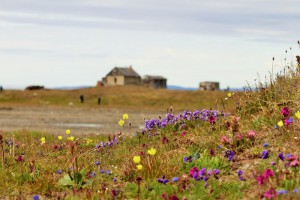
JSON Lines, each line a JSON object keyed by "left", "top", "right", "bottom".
{"left": 95, "top": 136, "right": 119, "bottom": 148}
{"left": 276, "top": 107, "right": 300, "bottom": 127}
{"left": 189, "top": 166, "right": 220, "bottom": 185}
{"left": 143, "top": 109, "right": 227, "bottom": 131}
{"left": 118, "top": 114, "right": 129, "bottom": 127}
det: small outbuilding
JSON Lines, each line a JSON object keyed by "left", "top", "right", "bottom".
{"left": 102, "top": 66, "right": 141, "bottom": 86}
{"left": 199, "top": 82, "right": 220, "bottom": 91}
{"left": 142, "top": 75, "right": 167, "bottom": 89}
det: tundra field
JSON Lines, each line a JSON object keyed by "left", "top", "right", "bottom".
{"left": 0, "top": 67, "right": 300, "bottom": 199}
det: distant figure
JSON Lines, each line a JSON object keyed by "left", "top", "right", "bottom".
{"left": 80, "top": 95, "right": 84, "bottom": 103}
{"left": 98, "top": 97, "right": 101, "bottom": 105}
{"left": 0, "top": 86, "right": 3, "bottom": 91}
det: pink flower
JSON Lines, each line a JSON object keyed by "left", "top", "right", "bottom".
{"left": 263, "top": 168, "right": 274, "bottom": 178}
{"left": 247, "top": 130, "right": 256, "bottom": 139}
{"left": 263, "top": 188, "right": 277, "bottom": 199}
{"left": 257, "top": 175, "right": 266, "bottom": 185}
{"left": 236, "top": 133, "right": 243, "bottom": 141}
{"left": 181, "top": 131, "right": 187, "bottom": 137}
{"left": 221, "top": 136, "right": 230, "bottom": 144}
{"left": 290, "top": 160, "right": 300, "bottom": 167}
{"left": 281, "top": 107, "right": 290, "bottom": 117}
{"left": 189, "top": 166, "right": 199, "bottom": 177}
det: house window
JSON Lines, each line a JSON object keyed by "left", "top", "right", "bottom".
{"left": 114, "top": 77, "right": 117, "bottom": 84}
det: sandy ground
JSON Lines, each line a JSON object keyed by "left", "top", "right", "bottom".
{"left": 0, "top": 105, "right": 162, "bottom": 135}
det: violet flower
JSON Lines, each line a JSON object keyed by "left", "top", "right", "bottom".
{"left": 278, "top": 152, "right": 285, "bottom": 161}
{"left": 262, "top": 150, "right": 269, "bottom": 159}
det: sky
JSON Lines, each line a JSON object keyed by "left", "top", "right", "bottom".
{"left": 0, "top": 0, "right": 300, "bottom": 89}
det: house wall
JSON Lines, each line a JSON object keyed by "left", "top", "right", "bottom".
{"left": 106, "top": 76, "right": 125, "bottom": 86}
{"left": 125, "top": 77, "right": 141, "bottom": 85}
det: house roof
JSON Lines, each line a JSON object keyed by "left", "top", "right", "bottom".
{"left": 143, "top": 75, "right": 167, "bottom": 80}
{"left": 106, "top": 67, "right": 141, "bottom": 77}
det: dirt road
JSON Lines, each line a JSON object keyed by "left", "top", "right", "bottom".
{"left": 0, "top": 105, "right": 162, "bottom": 135}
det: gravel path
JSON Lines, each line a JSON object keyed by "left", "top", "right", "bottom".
{"left": 0, "top": 106, "right": 162, "bottom": 135}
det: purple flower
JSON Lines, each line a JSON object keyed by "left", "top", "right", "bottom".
{"left": 294, "top": 188, "right": 298, "bottom": 193}
{"left": 213, "top": 169, "right": 220, "bottom": 175}
{"left": 274, "top": 125, "right": 278, "bottom": 129}
{"left": 113, "top": 177, "right": 117, "bottom": 182}
{"left": 225, "top": 150, "right": 235, "bottom": 161}
{"left": 157, "top": 175, "right": 169, "bottom": 184}
{"left": 183, "top": 156, "right": 192, "bottom": 163}
{"left": 270, "top": 161, "right": 276, "bottom": 166}
{"left": 199, "top": 168, "right": 206, "bottom": 177}
{"left": 95, "top": 161, "right": 101, "bottom": 166}
{"left": 237, "top": 170, "right": 246, "bottom": 181}
{"left": 286, "top": 153, "right": 292, "bottom": 159}
{"left": 57, "top": 169, "right": 63, "bottom": 174}
{"left": 90, "top": 172, "right": 96, "bottom": 177}
{"left": 278, "top": 152, "right": 285, "bottom": 161}
{"left": 100, "top": 169, "right": 105, "bottom": 173}
{"left": 106, "top": 170, "right": 112, "bottom": 175}
{"left": 263, "top": 143, "right": 269, "bottom": 147}
{"left": 33, "top": 195, "right": 40, "bottom": 200}
{"left": 237, "top": 170, "right": 243, "bottom": 176}
{"left": 207, "top": 170, "right": 213, "bottom": 176}
{"left": 172, "top": 177, "right": 179, "bottom": 182}
{"left": 277, "top": 190, "right": 288, "bottom": 195}
{"left": 262, "top": 150, "right": 269, "bottom": 159}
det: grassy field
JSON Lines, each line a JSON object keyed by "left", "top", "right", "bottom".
{"left": 1, "top": 60, "right": 300, "bottom": 199}
{"left": 0, "top": 86, "right": 231, "bottom": 112}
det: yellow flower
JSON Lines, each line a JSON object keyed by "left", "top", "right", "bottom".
{"left": 86, "top": 139, "right": 93, "bottom": 145}
{"left": 123, "top": 114, "right": 129, "bottom": 120}
{"left": 58, "top": 136, "right": 63, "bottom": 140}
{"left": 147, "top": 148, "right": 157, "bottom": 156}
{"left": 118, "top": 119, "right": 125, "bottom": 127}
{"left": 65, "top": 129, "right": 71, "bottom": 134}
{"left": 277, "top": 120, "right": 284, "bottom": 127}
{"left": 295, "top": 111, "right": 300, "bottom": 119}
{"left": 136, "top": 164, "right": 143, "bottom": 170}
{"left": 133, "top": 156, "right": 141, "bottom": 163}
{"left": 227, "top": 93, "right": 232, "bottom": 98}
{"left": 40, "top": 137, "right": 46, "bottom": 144}
{"left": 67, "top": 136, "right": 75, "bottom": 141}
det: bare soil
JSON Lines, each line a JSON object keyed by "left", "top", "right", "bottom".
{"left": 0, "top": 105, "right": 162, "bottom": 135}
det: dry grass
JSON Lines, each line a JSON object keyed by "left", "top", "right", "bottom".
{"left": 0, "top": 86, "right": 230, "bottom": 112}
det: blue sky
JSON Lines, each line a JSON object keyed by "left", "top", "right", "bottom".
{"left": 0, "top": 0, "right": 299, "bottom": 89}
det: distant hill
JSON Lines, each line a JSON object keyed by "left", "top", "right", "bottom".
{"left": 168, "top": 85, "right": 243, "bottom": 91}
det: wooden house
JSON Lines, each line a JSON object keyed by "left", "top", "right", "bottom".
{"left": 142, "top": 75, "right": 167, "bottom": 89}
{"left": 199, "top": 81, "right": 220, "bottom": 91}
{"left": 102, "top": 66, "right": 141, "bottom": 86}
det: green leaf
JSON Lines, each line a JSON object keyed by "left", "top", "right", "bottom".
{"left": 59, "top": 174, "right": 74, "bottom": 186}
{"left": 74, "top": 172, "right": 83, "bottom": 186}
